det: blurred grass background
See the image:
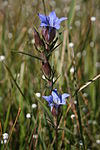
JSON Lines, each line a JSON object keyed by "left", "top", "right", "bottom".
{"left": 0, "top": 0, "right": 100, "bottom": 149}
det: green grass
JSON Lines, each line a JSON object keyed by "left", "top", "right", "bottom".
{"left": 0, "top": 0, "right": 100, "bottom": 149}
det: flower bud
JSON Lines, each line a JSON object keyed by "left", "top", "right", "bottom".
{"left": 41, "top": 27, "right": 56, "bottom": 43}
{"left": 34, "top": 28, "right": 44, "bottom": 49}
{"left": 52, "top": 106, "right": 57, "bottom": 116}
{"left": 42, "top": 61, "right": 51, "bottom": 77}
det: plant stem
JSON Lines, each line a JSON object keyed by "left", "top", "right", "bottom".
{"left": 71, "top": 47, "right": 85, "bottom": 150}
{"left": 55, "top": 115, "right": 58, "bottom": 150}
{"left": 75, "top": 92, "right": 85, "bottom": 150}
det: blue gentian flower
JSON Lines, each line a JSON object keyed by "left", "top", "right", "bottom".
{"left": 38, "top": 11, "right": 67, "bottom": 30}
{"left": 43, "top": 89, "right": 70, "bottom": 114}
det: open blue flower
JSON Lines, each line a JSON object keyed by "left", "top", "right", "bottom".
{"left": 38, "top": 11, "right": 67, "bottom": 30}
{"left": 43, "top": 89, "right": 70, "bottom": 112}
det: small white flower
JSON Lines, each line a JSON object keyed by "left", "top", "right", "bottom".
{"left": 79, "top": 140, "right": 83, "bottom": 146}
{"left": 8, "top": 33, "right": 13, "bottom": 39}
{"left": 35, "top": 93, "right": 41, "bottom": 98}
{"left": 88, "top": 120, "right": 92, "bottom": 124}
{"left": 71, "top": 114, "right": 75, "bottom": 119}
{"left": 3, "top": 133, "right": 9, "bottom": 140}
{"left": 69, "top": 42, "right": 74, "bottom": 48}
{"left": 33, "top": 134, "right": 38, "bottom": 139}
{"left": 83, "top": 93, "right": 88, "bottom": 97}
{"left": 96, "top": 139, "right": 100, "bottom": 144}
{"left": 26, "top": 113, "right": 31, "bottom": 119}
{"left": 4, "top": 139, "right": 7, "bottom": 144}
{"left": 74, "top": 100, "right": 77, "bottom": 105}
{"left": 82, "top": 107, "right": 87, "bottom": 113}
{"left": 90, "top": 41, "right": 94, "bottom": 47}
{"left": 90, "top": 16, "right": 96, "bottom": 22}
{"left": 0, "top": 55, "right": 5, "bottom": 62}
{"left": 77, "top": 52, "right": 81, "bottom": 58}
{"left": 32, "top": 103, "right": 37, "bottom": 109}
{"left": 31, "top": 38, "right": 35, "bottom": 44}
{"left": 70, "top": 66, "right": 74, "bottom": 73}
{"left": 1, "top": 140, "right": 3, "bottom": 144}
{"left": 92, "top": 120, "right": 97, "bottom": 125}
{"left": 82, "top": 50, "right": 86, "bottom": 56}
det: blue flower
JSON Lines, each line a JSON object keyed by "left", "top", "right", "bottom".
{"left": 38, "top": 11, "right": 67, "bottom": 30}
{"left": 43, "top": 89, "right": 70, "bottom": 112}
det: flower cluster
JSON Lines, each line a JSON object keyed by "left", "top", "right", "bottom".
{"left": 34, "top": 11, "right": 68, "bottom": 116}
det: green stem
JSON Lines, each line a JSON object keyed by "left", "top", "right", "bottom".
{"left": 55, "top": 115, "right": 58, "bottom": 150}
{"left": 71, "top": 46, "right": 85, "bottom": 149}
{"left": 75, "top": 92, "right": 85, "bottom": 150}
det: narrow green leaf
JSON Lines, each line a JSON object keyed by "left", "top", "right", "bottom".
{"left": 11, "top": 51, "right": 43, "bottom": 61}
{"left": 68, "top": 0, "right": 76, "bottom": 28}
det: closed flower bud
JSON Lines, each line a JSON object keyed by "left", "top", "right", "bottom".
{"left": 42, "top": 27, "right": 56, "bottom": 43}
{"left": 42, "top": 61, "right": 51, "bottom": 77}
{"left": 34, "top": 28, "right": 44, "bottom": 48}
{"left": 52, "top": 106, "right": 57, "bottom": 116}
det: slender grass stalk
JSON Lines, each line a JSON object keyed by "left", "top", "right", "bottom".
{"left": 42, "top": 0, "right": 46, "bottom": 15}
{"left": 55, "top": 115, "right": 58, "bottom": 150}
{"left": 77, "top": 74, "right": 100, "bottom": 93}
{"left": 5, "top": 107, "right": 21, "bottom": 150}
{"left": 71, "top": 47, "right": 85, "bottom": 150}
{"left": 2, "top": 62, "right": 27, "bottom": 101}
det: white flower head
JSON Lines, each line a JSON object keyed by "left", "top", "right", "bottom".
{"left": 26, "top": 113, "right": 31, "bottom": 119}
{"left": 35, "top": 92, "right": 41, "bottom": 98}
{"left": 32, "top": 103, "right": 37, "bottom": 109}
{"left": 31, "top": 38, "right": 35, "bottom": 44}
{"left": 4, "top": 139, "right": 7, "bottom": 144}
{"left": 90, "top": 16, "right": 96, "bottom": 22}
{"left": 1, "top": 140, "right": 3, "bottom": 144}
{"left": 90, "top": 41, "right": 94, "bottom": 47}
{"left": 8, "top": 33, "right": 13, "bottom": 39}
{"left": 69, "top": 42, "right": 74, "bottom": 48}
{"left": 0, "top": 55, "right": 5, "bottom": 62}
{"left": 3, "top": 133, "right": 9, "bottom": 140}
{"left": 33, "top": 134, "right": 38, "bottom": 139}
{"left": 71, "top": 114, "right": 75, "bottom": 119}
{"left": 96, "top": 139, "right": 100, "bottom": 144}
{"left": 70, "top": 66, "right": 74, "bottom": 73}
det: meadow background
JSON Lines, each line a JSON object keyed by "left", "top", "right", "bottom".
{"left": 0, "top": 0, "right": 100, "bottom": 149}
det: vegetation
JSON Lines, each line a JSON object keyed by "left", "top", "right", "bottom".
{"left": 0, "top": 0, "right": 100, "bottom": 149}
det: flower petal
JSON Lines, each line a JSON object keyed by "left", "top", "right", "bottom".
{"left": 40, "top": 23, "right": 48, "bottom": 27}
{"left": 52, "top": 89, "right": 59, "bottom": 100}
{"left": 59, "top": 17, "right": 67, "bottom": 22}
{"left": 62, "top": 93, "right": 70, "bottom": 100}
{"left": 38, "top": 13, "right": 47, "bottom": 23}
{"left": 49, "top": 11, "right": 57, "bottom": 27}
{"left": 60, "top": 99, "right": 66, "bottom": 105}
{"left": 55, "top": 17, "right": 67, "bottom": 27}
{"left": 42, "top": 95, "right": 53, "bottom": 103}
{"left": 49, "top": 11, "right": 57, "bottom": 20}
{"left": 54, "top": 24, "right": 60, "bottom": 30}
